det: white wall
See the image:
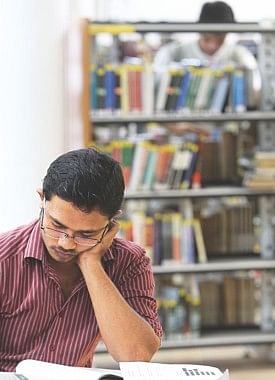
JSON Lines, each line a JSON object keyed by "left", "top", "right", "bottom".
{"left": 0, "top": 0, "right": 70, "bottom": 231}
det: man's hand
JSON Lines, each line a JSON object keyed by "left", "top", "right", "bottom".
{"left": 75, "top": 218, "right": 160, "bottom": 362}
{"left": 77, "top": 220, "right": 120, "bottom": 269}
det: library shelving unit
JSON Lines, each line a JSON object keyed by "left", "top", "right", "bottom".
{"left": 79, "top": 19, "right": 275, "bottom": 351}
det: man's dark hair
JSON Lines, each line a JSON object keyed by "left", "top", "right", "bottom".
{"left": 43, "top": 148, "right": 125, "bottom": 217}
{"left": 198, "top": 1, "right": 235, "bottom": 23}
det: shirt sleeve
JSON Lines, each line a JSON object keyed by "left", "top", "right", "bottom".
{"left": 232, "top": 45, "right": 262, "bottom": 109}
{"left": 116, "top": 245, "right": 163, "bottom": 339}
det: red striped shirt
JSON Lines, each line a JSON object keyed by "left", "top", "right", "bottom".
{"left": 0, "top": 220, "right": 163, "bottom": 371}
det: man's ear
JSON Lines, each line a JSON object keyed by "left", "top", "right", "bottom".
{"left": 36, "top": 188, "right": 44, "bottom": 207}
{"left": 113, "top": 210, "right": 122, "bottom": 219}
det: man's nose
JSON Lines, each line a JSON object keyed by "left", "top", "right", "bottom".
{"left": 58, "top": 234, "right": 77, "bottom": 250}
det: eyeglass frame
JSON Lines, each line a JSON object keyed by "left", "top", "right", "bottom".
{"left": 40, "top": 206, "right": 111, "bottom": 248}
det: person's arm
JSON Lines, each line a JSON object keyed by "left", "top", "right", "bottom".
{"left": 233, "top": 45, "right": 262, "bottom": 109}
{"left": 77, "top": 221, "right": 161, "bottom": 362}
{"left": 154, "top": 41, "right": 182, "bottom": 83}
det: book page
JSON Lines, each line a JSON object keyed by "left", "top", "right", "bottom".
{"left": 119, "top": 362, "right": 230, "bottom": 380}
{"left": 16, "top": 360, "right": 122, "bottom": 380}
{"left": 0, "top": 374, "right": 28, "bottom": 380}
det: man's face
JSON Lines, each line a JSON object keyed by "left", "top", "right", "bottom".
{"left": 198, "top": 32, "right": 226, "bottom": 56}
{"left": 40, "top": 195, "right": 110, "bottom": 264}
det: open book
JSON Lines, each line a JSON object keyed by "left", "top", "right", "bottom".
{"left": 1, "top": 359, "right": 229, "bottom": 380}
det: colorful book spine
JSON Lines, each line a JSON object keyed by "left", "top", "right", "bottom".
{"left": 210, "top": 71, "right": 229, "bottom": 113}
{"left": 175, "top": 68, "right": 191, "bottom": 110}
{"left": 104, "top": 64, "right": 116, "bottom": 111}
{"left": 90, "top": 64, "right": 97, "bottom": 111}
{"left": 142, "top": 64, "right": 154, "bottom": 114}
{"left": 180, "top": 142, "right": 200, "bottom": 189}
{"left": 232, "top": 69, "right": 246, "bottom": 112}
{"left": 96, "top": 66, "right": 106, "bottom": 111}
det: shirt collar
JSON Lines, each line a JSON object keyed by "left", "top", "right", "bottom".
{"left": 24, "top": 219, "right": 46, "bottom": 263}
{"left": 102, "top": 246, "right": 115, "bottom": 261}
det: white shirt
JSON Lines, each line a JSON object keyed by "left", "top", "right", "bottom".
{"left": 154, "top": 38, "right": 258, "bottom": 70}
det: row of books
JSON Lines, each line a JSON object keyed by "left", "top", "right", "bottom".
{"left": 118, "top": 202, "right": 257, "bottom": 265}
{"left": 156, "top": 65, "right": 248, "bottom": 113}
{"left": 102, "top": 139, "right": 200, "bottom": 190}
{"left": 157, "top": 273, "right": 257, "bottom": 339}
{"left": 97, "top": 130, "right": 239, "bottom": 191}
{"left": 199, "top": 200, "right": 257, "bottom": 255}
{"left": 90, "top": 63, "right": 251, "bottom": 115}
{"left": 118, "top": 212, "right": 207, "bottom": 265}
{"left": 90, "top": 63, "right": 154, "bottom": 114}
{"left": 200, "top": 275, "right": 257, "bottom": 327}
{"left": 157, "top": 275, "right": 201, "bottom": 339}
{"left": 244, "top": 151, "right": 275, "bottom": 189}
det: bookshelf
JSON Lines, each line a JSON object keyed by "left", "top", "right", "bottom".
{"left": 78, "top": 19, "right": 275, "bottom": 351}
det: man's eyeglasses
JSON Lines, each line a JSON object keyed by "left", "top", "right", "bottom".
{"left": 40, "top": 207, "right": 110, "bottom": 247}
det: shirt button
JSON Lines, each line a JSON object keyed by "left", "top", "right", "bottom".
{"left": 50, "top": 345, "right": 56, "bottom": 351}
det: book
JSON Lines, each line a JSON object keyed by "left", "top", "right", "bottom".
{"left": 127, "top": 141, "right": 149, "bottom": 191}
{"left": 12, "top": 359, "right": 229, "bottom": 380}
{"left": 244, "top": 175, "right": 275, "bottom": 189}
{"left": 96, "top": 67, "right": 106, "bottom": 111}
{"left": 153, "top": 213, "right": 163, "bottom": 265}
{"left": 233, "top": 69, "right": 246, "bottom": 112}
{"left": 165, "top": 68, "right": 183, "bottom": 111}
{"left": 209, "top": 73, "right": 229, "bottom": 113}
{"left": 120, "top": 65, "right": 129, "bottom": 113}
{"left": 237, "top": 276, "right": 256, "bottom": 325}
{"left": 90, "top": 64, "right": 97, "bottom": 111}
{"left": 141, "top": 144, "right": 157, "bottom": 190}
{"left": 193, "top": 219, "right": 207, "bottom": 264}
{"left": 181, "top": 219, "right": 196, "bottom": 264}
{"left": 114, "top": 67, "right": 122, "bottom": 111}
{"left": 167, "top": 146, "right": 193, "bottom": 190}
{"left": 104, "top": 64, "right": 116, "bottom": 111}
{"left": 193, "top": 69, "right": 212, "bottom": 111}
{"left": 175, "top": 68, "right": 191, "bottom": 110}
{"left": 180, "top": 142, "right": 200, "bottom": 189}
{"left": 200, "top": 279, "right": 222, "bottom": 327}
{"left": 171, "top": 212, "right": 182, "bottom": 261}
{"left": 15, "top": 359, "right": 122, "bottom": 380}
{"left": 161, "top": 213, "right": 173, "bottom": 263}
{"left": 223, "top": 275, "right": 238, "bottom": 325}
{"left": 142, "top": 64, "right": 154, "bottom": 114}
{"left": 155, "top": 69, "right": 171, "bottom": 112}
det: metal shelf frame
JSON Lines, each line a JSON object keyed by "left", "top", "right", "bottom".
{"left": 153, "top": 260, "right": 275, "bottom": 274}
{"left": 160, "top": 332, "right": 275, "bottom": 349}
{"left": 91, "top": 111, "right": 275, "bottom": 125}
{"left": 89, "top": 21, "right": 275, "bottom": 34}
{"left": 125, "top": 187, "right": 275, "bottom": 200}
{"left": 95, "top": 331, "right": 275, "bottom": 352}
